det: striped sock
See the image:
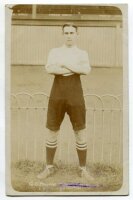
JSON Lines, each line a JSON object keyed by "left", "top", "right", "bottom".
{"left": 76, "top": 142, "right": 87, "bottom": 167}
{"left": 46, "top": 140, "right": 57, "bottom": 165}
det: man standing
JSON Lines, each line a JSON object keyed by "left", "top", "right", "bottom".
{"left": 37, "top": 23, "right": 93, "bottom": 181}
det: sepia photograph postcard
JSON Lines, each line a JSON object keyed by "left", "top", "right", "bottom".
{"left": 5, "top": 3, "right": 129, "bottom": 196}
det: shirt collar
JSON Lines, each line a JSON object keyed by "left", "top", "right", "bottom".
{"left": 62, "top": 44, "right": 77, "bottom": 50}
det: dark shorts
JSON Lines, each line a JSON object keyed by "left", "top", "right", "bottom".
{"left": 46, "top": 74, "right": 86, "bottom": 131}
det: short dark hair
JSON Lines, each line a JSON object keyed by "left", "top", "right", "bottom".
{"left": 62, "top": 23, "right": 78, "bottom": 32}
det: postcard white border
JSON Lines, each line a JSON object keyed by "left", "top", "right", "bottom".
{"left": 0, "top": 0, "right": 133, "bottom": 199}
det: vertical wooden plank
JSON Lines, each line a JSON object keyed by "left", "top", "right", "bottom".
{"left": 34, "top": 109, "right": 45, "bottom": 162}
{"left": 28, "top": 109, "right": 38, "bottom": 161}
{"left": 93, "top": 110, "right": 103, "bottom": 163}
{"left": 119, "top": 111, "right": 123, "bottom": 166}
{"left": 86, "top": 110, "right": 94, "bottom": 163}
{"left": 32, "top": 5, "right": 36, "bottom": 19}
{"left": 16, "top": 109, "right": 26, "bottom": 161}
{"left": 11, "top": 109, "right": 19, "bottom": 162}
{"left": 115, "top": 24, "right": 122, "bottom": 67}
{"left": 25, "top": 108, "right": 35, "bottom": 161}
{"left": 111, "top": 111, "right": 119, "bottom": 165}
{"left": 110, "top": 110, "right": 122, "bottom": 166}
{"left": 101, "top": 110, "right": 105, "bottom": 163}
{"left": 102, "top": 111, "right": 112, "bottom": 165}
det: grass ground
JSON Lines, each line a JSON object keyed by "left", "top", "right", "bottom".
{"left": 11, "top": 160, "right": 122, "bottom": 192}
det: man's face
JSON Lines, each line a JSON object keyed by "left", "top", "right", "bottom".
{"left": 63, "top": 26, "right": 78, "bottom": 47}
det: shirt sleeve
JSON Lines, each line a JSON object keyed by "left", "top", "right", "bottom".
{"left": 79, "top": 51, "right": 91, "bottom": 74}
{"left": 45, "top": 49, "right": 57, "bottom": 70}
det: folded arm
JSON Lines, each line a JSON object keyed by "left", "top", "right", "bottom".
{"left": 46, "top": 63, "right": 72, "bottom": 75}
{"left": 62, "top": 51, "right": 91, "bottom": 75}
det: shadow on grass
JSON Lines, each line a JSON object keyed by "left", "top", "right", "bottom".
{"left": 11, "top": 160, "right": 123, "bottom": 192}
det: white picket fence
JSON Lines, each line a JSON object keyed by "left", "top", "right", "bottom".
{"left": 11, "top": 93, "right": 122, "bottom": 166}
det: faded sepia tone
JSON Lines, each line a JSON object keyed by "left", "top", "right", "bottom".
{"left": 6, "top": 4, "right": 128, "bottom": 195}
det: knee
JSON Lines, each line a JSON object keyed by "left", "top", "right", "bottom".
{"left": 74, "top": 130, "right": 86, "bottom": 144}
{"left": 46, "top": 130, "right": 58, "bottom": 142}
